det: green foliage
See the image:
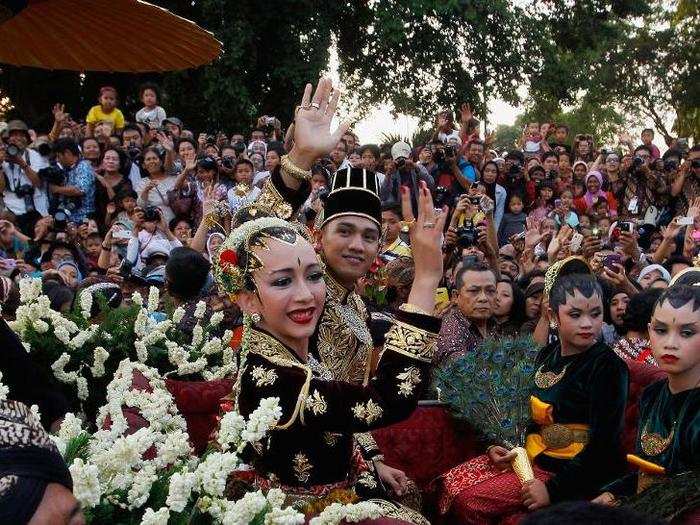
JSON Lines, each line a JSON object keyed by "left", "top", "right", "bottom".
{"left": 434, "top": 335, "right": 538, "bottom": 447}
{"left": 63, "top": 432, "right": 90, "bottom": 465}
{"left": 492, "top": 124, "right": 521, "bottom": 153}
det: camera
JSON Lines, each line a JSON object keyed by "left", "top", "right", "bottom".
{"left": 692, "top": 159, "right": 700, "bottom": 169}
{"left": 5, "top": 144, "right": 20, "bottom": 158}
{"left": 664, "top": 159, "right": 678, "bottom": 171}
{"left": 264, "top": 117, "right": 276, "bottom": 126}
{"left": 53, "top": 209, "right": 71, "bottom": 232}
{"left": 221, "top": 156, "right": 235, "bottom": 170}
{"left": 619, "top": 221, "right": 633, "bottom": 233}
{"left": 468, "top": 195, "right": 481, "bottom": 206}
{"left": 434, "top": 186, "right": 449, "bottom": 208}
{"left": 396, "top": 157, "right": 406, "bottom": 170}
{"left": 456, "top": 222, "right": 477, "bottom": 249}
{"left": 632, "top": 156, "right": 645, "bottom": 169}
{"left": 38, "top": 165, "right": 66, "bottom": 185}
{"left": 508, "top": 163, "right": 522, "bottom": 179}
{"left": 233, "top": 142, "right": 246, "bottom": 155}
{"left": 126, "top": 146, "right": 142, "bottom": 160}
{"left": 444, "top": 145, "right": 455, "bottom": 158}
{"left": 317, "top": 186, "right": 330, "bottom": 203}
{"left": 143, "top": 207, "right": 161, "bottom": 222}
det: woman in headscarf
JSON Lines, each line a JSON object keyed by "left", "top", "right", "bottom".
{"left": 574, "top": 171, "right": 617, "bottom": 215}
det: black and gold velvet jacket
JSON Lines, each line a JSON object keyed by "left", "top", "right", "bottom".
{"left": 236, "top": 310, "right": 439, "bottom": 489}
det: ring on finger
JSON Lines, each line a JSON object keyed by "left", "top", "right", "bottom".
{"left": 310, "top": 102, "right": 321, "bottom": 110}
{"left": 423, "top": 222, "right": 436, "bottom": 229}
{"left": 400, "top": 219, "right": 416, "bottom": 228}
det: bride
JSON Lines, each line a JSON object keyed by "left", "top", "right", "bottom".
{"left": 212, "top": 79, "right": 446, "bottom": 524}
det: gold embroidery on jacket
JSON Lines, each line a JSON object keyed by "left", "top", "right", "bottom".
{"left": 396, "top": 367, "right": 422, "bottom": 397}
{"left": 305, "top": 389, "right": 328, "bottom": 416}
{"left": 352, "top": 399, "right": 383, "bottom": 424}
{"left": 251, "top": 365, "right": 278, "bottom": 387}
{"left": 293, "top": 452, "right": 313, "bottom": 483}
{"left": 384, "top": 321, "right": 437, "bottom": 363}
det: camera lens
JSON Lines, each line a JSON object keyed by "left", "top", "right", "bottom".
{"left": 6, "top": 144, "right": 19, "bottom": 157}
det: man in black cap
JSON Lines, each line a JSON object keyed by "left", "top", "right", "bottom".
{"left": 162, "top": 117, "right": 183, "bottom": 139}
{"left": 0, "top": 120, "right": 50, "bottom": 235}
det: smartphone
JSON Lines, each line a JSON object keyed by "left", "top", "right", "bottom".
{"left": 619, "top": 221, "right": 634, "bottom": 233}
{"left": 113, "top": 230, "right": 132, "bottom": 240}
{"left": 676, "top": 216, "right": 694, "bottom": 226}
{"left": 554, "top": 199, "right": 562, "bottom": 208}
{"left": 603, "top": 253, "right": 622, "bottom": 272}
{"left": 569, "top": 232, "right": 584, "bottom": 253}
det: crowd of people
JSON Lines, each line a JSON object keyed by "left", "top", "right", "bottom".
{"left": 0, "top": 76, "right": 698, "bottom": 525}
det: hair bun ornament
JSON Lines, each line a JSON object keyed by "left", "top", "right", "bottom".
{"left": 544, "top": 256, "right": 591, "bottom": 298}
{"left": 216, "top": 248, "right": 245, "bottom": 298}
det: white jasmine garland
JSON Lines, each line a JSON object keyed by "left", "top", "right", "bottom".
{"left": 210, "top": 311, "right": 224, "bottom": 327}
{"left": 76, "top": 376, "right": 89, "bottom": 400}
{"left": 165, "top": 471, "right": 196, "bottom": 512}
{"left": 51, "top": 353, "right": 78, "bottom": 383}
{"left": 54, "top": 325, "right": 72, "bottom": 345}
{"left": 131, "top": 290, "right": 144, "bottom": 307}
{"left": 91, "top": 347, "right": 109, "bottom": 378}
{"left": 58, "top": 412, "right": 84, "bottom": 442}
{"left": 79, "top": 290, "right": 93, "bottom": 319}
{"left": 135, "top": 341, "right": 148, "bottom": 362}
{"left": 194, "top": 451, "right": 239, "bottom": 498}
{"left": 69, "top": 458, "right": 101, "bottom": 508}
{"left": 140, "top": 507, "right": 170, "bottom": 525}
{"left": 309, "top": 501, "right": 382, "bottom": 525}
{"left": 191, "top": 324, "right": 204, "bottom": 347}
{"left": 0, "top": 371, "right": 8, "bottom": 402}
{"left": 127, "top": 464, "right": 158, "bottom": 509}
{"left": 176, "top": 357, "right": 207, "bottom": 376}
{"left": 172, "top": 306, "right": 185, "bottom": 324}
{"left": 241, "top": 397, "right": 282, "bottom": 444}
{"left": 147, "top": 287, "right": 160, "bottom": 313}
{"left": 33, "top": 318, "right": 49, "bottom": 334}
{"left": 222, "top": 490, "right": 268, "bottom": 525}
{"left": 194, "top": 300, "right": 206, "bottom": 320}
{"left": 29, "top": 404, "right": 41, "bottom": 424}
{"left": 18, "top": 277, "right": 42, "bottom": 303}
{"left": 217, "top": 411, "right": 245, "bottom": 451}
{"left": 264, "top": 507, "right": 306, "bottom": 525}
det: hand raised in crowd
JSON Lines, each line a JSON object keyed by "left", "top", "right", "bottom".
{"left": 618, "top": 229, "right": 640, "bottom": 260}
{"left": 156, "top": 131, "right": 174, "bottom": 151}
{"left": 547, "top": 225, "right": 573, "bottom": 261}
{"left": 459, "top": 102, "right": 473, "bottom": 123}
{"left": 52, "top": 103, "right": 68, "bottom": 123}
{"left": 288, "top": 77, "right": 351, "bottom": 170}
{"left": 524, "top": 218, "right": 544, "bottom": 251}
{"left": 401, "top": 181, "right": 447, "bottom": 313}
{"left": 582, "top": 233, "right": 602, "bottom": 259}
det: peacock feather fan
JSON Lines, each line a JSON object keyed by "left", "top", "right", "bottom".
{"left": 434, "top": 335, "right": 538, "bottom": 448}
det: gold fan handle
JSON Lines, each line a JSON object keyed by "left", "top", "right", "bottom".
{"left": 511, "top": 446, "right": 535, "bottom": 484}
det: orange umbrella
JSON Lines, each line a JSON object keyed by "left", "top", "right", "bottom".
{"left": 0, "top": 0, "right": 222, "bottom": 72}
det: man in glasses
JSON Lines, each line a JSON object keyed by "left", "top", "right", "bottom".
{"left": 619, "top": 144, "right": 669, "bottom": 221}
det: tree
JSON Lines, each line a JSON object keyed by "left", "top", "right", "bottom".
{"left": 338, "top": 0, "right": 530, "bottom": 126}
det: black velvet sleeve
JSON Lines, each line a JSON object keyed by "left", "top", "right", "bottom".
{"left": 544, "top": 353, "right": 629, "bottom": 502}
{"left": 0, "top": 319, "right": 69, "bottom": 429}
{"left": 271, "top": 166, "right": 312, "bottom": 215}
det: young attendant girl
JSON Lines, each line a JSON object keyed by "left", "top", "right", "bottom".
{"left": 594, "top": 282, "right": 700, "bottom": 515}
{"left": 498, "top": 194, "right": 527, "bottom": 247}
{"left": 86, "top": 86, "right": 125, "bottom": 137}
{"left": 438, "top": 272, "right": 629, "bottom": 524}
{"left": 528, "top": 183, "right": 555, "bottom": 226}
{"left": 216, "top": 188, "right": 444, "bottom": 524}
{"left": 135, "top": 83, "right": 167, "bottom": 128}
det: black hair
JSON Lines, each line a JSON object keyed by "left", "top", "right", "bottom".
{"left": 665, "top": 255, "right": 692, "bottom": 272}
{"left": 641, "top": 128, "right": 654, "bottom": 136}
{"left": 138, "top": 82, "right": 160, "bottom": 100}
{"left": 46, "top": 240, "right": 87, "bottom": 275}
{"left": 176, "top": 137, "right": 198, "bottom": 153}
{"left": 454, "top": 261, "right": 495, "bottom": 290}
{"left": 53, "top": 137, "right": 80, "bottom": 156}
{"left": 115, "top": 188, "right": 137, "bottom": 202}
{"left": 122, "top": 123, "right": 142, "bottom": 137}
{"left": 497, "top": 278, "right": 527, "bottom": 328}
{"left": 634, "top": 144, "right": 652, "bottom": 155}
{"left": 99, "top": 146, "right": 129, "bottom": 177}
{"left": 86, "top": 232, "right": 102, "bottom": 242}
{"left": 359, "top": 144, "right": 381, "bottom": 158}
{"left": 381, "top": 202, "right": 402, "bottom": 219}
{"left": 142, "top": 146, "right": 165, "bottom": 166}
{"left": 656, "top": 284, "right": 700, "bottom": 313}
{"left": 235, "top": 158, "right": 254, "bottom": 171}
{"left": 517, "top": 269, "right": 545, "bottom": 290}
{"left": 661, "top": 148, "right": 682, "bottom": 161}
{"left": 165, "top": 247, "right": 211, "bottom": 301}
{"left": 621, "top": 288, "right": 663, "bottom": 335}
{"left": 521, "top": 501, "right": 662, "bottom": 525}
{"left": 542, "top": 151, "right": 559, "bottom": 162}
{"left": 43, "top": 281, "right": 75, "bottom": 313}
{"left": 549, "top": 273, "right": 603, "bottom": 313}
{"left": 554, "top": 123, "right": 569, "bottom": 133}
{"left": 310, "top": 163, "right": 330, "bottom": 184}
{"left": 237, "top": 226, "right": 302, "bottom": 292}
{"left": 169, "top": 216, "right": 193, "bottom": 232}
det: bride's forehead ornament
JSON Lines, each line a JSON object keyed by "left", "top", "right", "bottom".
{"left": 214, "top": 216, "right": 296, "bottom": 298}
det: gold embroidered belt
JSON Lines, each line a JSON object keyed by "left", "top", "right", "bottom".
{"left": 526, "top": 396, "right": 589, "bottom": 460}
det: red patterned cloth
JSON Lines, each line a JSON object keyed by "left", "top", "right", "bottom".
{"left": 372, "top": 406, "right": 478, "bottom": 490}
{"left": 437, "top": 454, "right": 551, "bottom": 525}
{"left": 165, "top": 378, "right": 234, "bottom": 454}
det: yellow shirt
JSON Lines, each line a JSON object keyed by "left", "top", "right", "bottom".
{"left": 86, "top": 105, "right": 125, "bottom": 130}
{"left": 382, "top": 237, "right": 412, "bottom": 258}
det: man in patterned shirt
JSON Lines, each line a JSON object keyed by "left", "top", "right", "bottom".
{"left": 50, "top": 138, "right": 96, "bottom": 224}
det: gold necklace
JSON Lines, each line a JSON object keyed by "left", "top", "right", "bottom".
{"left": 640, "top": 420, "right": 675, "bottom": 457}
{"left": 534, "top": 363, "right": 570, "bottom": 389}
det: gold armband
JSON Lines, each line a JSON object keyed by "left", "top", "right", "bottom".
{"left": 257, "top": 178, "right": 294, "bottom": 220}
{"left": 280, "top": 154, "right": 312, "bottom": 181}
{"left": 384, "top": 320, "right": 437, "bottom": 363}
{"left": 399, "top": 303, "right": 433, "bottom": 316}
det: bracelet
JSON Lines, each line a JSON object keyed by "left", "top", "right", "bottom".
{"left": 101, "top": 244, "right": 110, "bottom": 251}
{"left": 280, "top": 154, "right": 311, "bottom": 181}
{"left": 399, "top": 303, "right": 433, "bottom": 316}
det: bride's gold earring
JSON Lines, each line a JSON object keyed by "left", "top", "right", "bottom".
{"left": 251, "top": 313, "right": 262, "bottom": 324}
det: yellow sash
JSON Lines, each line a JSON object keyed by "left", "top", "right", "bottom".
{"left": 525, "top": 395, "right": 590, "bottom": 460}
{"left": 626, "top": 454, "right": 666, "bottom": 475}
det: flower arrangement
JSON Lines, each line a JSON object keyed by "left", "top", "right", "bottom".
{"left": 9, "top": 278, "right": 235, "bottom": 419}
{"left": 433, "top": 335, "right": 539, "bottom": 482}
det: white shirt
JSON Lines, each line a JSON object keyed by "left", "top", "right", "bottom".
{"left": 227, "top": 185, "right": 260, "bottom": 213}
{"left": 2, "top": 148, "right": 49, "bottom": 216}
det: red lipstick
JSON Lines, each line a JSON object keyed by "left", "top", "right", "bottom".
{"left": 288, "top": 308, "right": 315, "bottom": 325}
